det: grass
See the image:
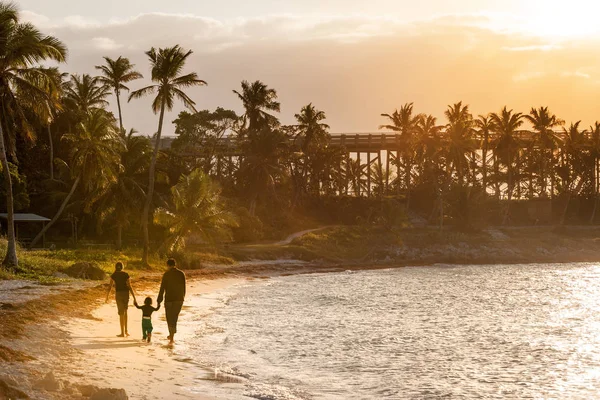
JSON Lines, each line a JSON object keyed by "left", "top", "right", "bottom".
{"left": 4, "top": 224, "right": 600, "bottom": 282}
{"left": 0, "top": 240, "right": 165, "bottom": 281}
{"left": 0, "top": 238, "right": 240, "bottom": 281}
{"left": 289, "top": 225, "right": 403, "bottom": 261}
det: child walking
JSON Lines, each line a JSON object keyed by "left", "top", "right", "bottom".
{"left": 134, "top": 297, "right": 160, "bottom": 343}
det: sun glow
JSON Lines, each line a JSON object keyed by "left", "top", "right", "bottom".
{"left": 518, "top": 0, "right": 600, "bottom": 38}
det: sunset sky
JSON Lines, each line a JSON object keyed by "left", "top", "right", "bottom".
{"left": 18, "top": 0, "right": 600, "bottom": 135}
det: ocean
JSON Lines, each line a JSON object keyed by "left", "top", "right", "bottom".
{"left": 176, "top": 263, "right": 600, "bottom": 399}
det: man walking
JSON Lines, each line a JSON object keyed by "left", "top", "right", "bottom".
{"left": 157, "top": 259, "right": 186, "bottom": 344}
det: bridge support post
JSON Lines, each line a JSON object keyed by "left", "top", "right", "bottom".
{"left": 367, "top": 134, "right": 372, "bottom": 197}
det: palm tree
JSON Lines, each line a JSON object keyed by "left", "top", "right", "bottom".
{"left": 490, "top": 107, "right": 524, "bottom": 224}
{"left": 444, "top": 103, "right": 475, "bottom": 187}
{"left": 0, "top": 2, "right": 67, "bottom": 265}
{"left": 474, "top": 115, "right": 494, "bottom": 193}
{"left": 525, "top": 107, "right": 564, "bottom": 197}
{"left": 96, "top": 56, "right": 143, "bottom": 135}
{"left": 63, "top": 74, "right": 111, "bottom": 116}
{"left": 345, "top": 157, "right": 367, "bottom": 196}
{"left": 233, "top": 80, "right": 280, "bottom": 133}
{"left": 414, "top": 114, "right": 442, "bottom": 184}
{"left": 239, "top": 125, "right": 289, "bottom": 214}
{"left": 589, "top": 122, "right": 600, "bottom": 222}
{"left": 559, "top": 121, "right": 588, "bottom": 224}
{"left": 30, "top": 109, "right": 122, "bottom": 248}
{"left": 96, "top": 130, "right": 151, "bottom": 249}
{"left": 128, "top": 45, "right": 206, "bottom": 266}
{"left": 379, "top": 103, "right": 420, "bottom": 205}
{"left": 13, "top": 67, "right": 66, "bottom": 181}
{"left": 294, "top": 103, "right": 329, "bottom": 195}
{"left": 154, "top": 169, "right": 237, "bottom": 252}
{"left": 294, "top": 103, "right": 329, "bottom": 153}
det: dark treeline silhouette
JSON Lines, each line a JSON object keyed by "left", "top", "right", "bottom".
{"left": 1, "top": 2, "right": 599, "bottom": 269}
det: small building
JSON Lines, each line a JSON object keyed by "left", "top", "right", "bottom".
{"left": 0, "top": 213, "right": 51, "bottom": 248}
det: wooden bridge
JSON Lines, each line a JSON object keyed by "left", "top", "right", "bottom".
{"left": 162, "top": 130, "right": 574, "bottom": 197}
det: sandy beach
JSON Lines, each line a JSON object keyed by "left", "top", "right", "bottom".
{"left": 0, "top": 276, "right": 247, "bottom": 399}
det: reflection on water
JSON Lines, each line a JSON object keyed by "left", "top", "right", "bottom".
{"left": 191, "top": 263, "right": 600, "bottom": 399}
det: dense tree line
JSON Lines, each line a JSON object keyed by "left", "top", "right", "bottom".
{"left": 1, "top": 2, "right": 600, "bottom": 269}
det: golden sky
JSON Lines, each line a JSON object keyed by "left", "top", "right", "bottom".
{"left": 19, "top": 1, "right": 600, "bottom": 134}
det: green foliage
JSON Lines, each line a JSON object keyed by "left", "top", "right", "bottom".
{"left": 232, "top": 207, "right": 264, "bottom": 243}
{"left": 154, "top": 169, "right": 238, "bottom": 252}
{"left": 0, "top": 162, "right": 29, "bottom": 210}
{"left": 0, "top": 237, "right": 167, "bottom": 281}
{"left": 169, "top": 249, "right": 235, "bottom": 269}
{"left": 306, "top": 196, "right": 407, "bottom": 227}
{"left": 292, "top": 225, "right": 403, "bottom": 261}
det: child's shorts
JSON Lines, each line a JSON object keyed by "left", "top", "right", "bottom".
{"left": 142, "top": 318, "right": 153, "bottom": 338}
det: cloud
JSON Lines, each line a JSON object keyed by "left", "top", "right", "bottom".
{"left": 503, "top": 44, "right": 562, "bottom": 52}
{"left": 22, "top": 10, "right": 600, "bottom": 135}
{"left": 91, "top": 37, "right": 123, "bottom": 51}
{"left": 20, "top": 10, "right": 50, "bottom": 26}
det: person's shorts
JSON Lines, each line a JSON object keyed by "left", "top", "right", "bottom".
{"left": 142, "top": 318, "right": 153, "bottom": 333}
{"left": 115, "top": 291, "right": 129, "bottom": 315}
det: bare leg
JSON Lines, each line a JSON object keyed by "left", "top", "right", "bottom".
{"left": 118, "top": 314, "right": 125, "bottom": 337}
{"left": 147, "top": 333, "right": 152, "bottom": 343}
{"left": 124, "top": 310, "right": 129, "bottom": 336}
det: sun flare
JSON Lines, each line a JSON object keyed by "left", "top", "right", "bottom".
{"left": 519, "top": 0, "right": 600, "bottom": 38}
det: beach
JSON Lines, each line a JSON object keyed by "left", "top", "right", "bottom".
{"left": 0, "top": 275, "right": 246, "bottom": 399}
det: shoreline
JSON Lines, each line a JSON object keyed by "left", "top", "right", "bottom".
{"left": 3, "top": 257, "right": 600, "bottom": 398}
{"left": 64, "top": 277, "right": 245, "bottom": 400}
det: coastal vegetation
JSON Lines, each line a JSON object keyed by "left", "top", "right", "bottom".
{"left": 3, "top": 2, "right": 600, "bottom": 275}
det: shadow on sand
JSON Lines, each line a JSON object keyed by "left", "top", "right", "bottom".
{"left": 74, "top": 339, "right": 145, "bottom": 350}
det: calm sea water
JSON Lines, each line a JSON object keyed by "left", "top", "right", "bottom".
{"left": 185, "top": 264, "right": 600, "bottom": 399}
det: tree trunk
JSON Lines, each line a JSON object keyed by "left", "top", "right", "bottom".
{"left": 0, "top": 122, "right": 17, "bottom": 267}
{"left": 482, "top": 148, "right": 487, "bottom": 194}
{"left": 29, "top": 175, "right": 81, "bottom": 249}
{"left": 116, "top": 224, "right": 122, "bottom": 250}
{"left": 141, "top": 100, "right": 166, "bottom": 266}
{"left": 48, "top": 124, "right": 54, "bottom": 180}
{"left": 116, "top": 90, "right": 124, "bottom": 136}
{"left": 592, "top": 161, "right": 599, "bottom": 224}
{"left": 249, "top": 194, "right": 257, "bottom": 216}
{"left": 502, "top": 151, "right": 513, "bottom": 226}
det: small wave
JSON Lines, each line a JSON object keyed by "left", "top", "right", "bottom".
{"left": 245, "top": 382, "right": 312, "bottom": 400}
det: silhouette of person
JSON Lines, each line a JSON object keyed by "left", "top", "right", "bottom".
{"left": 157, "top": 259, "right": 186, "bottom": 343}
{"left": 106, "top": 262, "right": 137, "bottom": 337}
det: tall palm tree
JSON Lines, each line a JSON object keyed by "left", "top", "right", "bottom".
{"left": 490, "top": 107, "right": 524, "bottom": 224}
{"left": 525, "top": 106, "right": 564, "bottom": 197}
{"left": 474, "top": 115, "right": 494, "bottom": 192}
{"left": 294, "top": 103, "right": 329, "bottom": 195}
{"left": 154, "top": 169, "right": 237, "bottom": 252}
{"left": 233, "top": 80, "right": 280, "bottom": 133}
{"left": 379, "top": 103, "right": 420, "bottom": 205}
{"left": 128, "top": 45, "right": 206, "bottom": 266}
{"left": 96, "top": 56, "right": 143, "bottom": 135}
{"left": 0, "top": 2, "right": 67, "bottom": 265}
{"left": 96, "top": 130, "right": 151, "bottom": 249}
{"left": 30, "top": 109, "right": 122, "bottom": 248}
{"left": 559, "top": 121, "right": 587, "bottom": 224}
{"left": 239, "top": 125, "right": 289, "bottom": 214}
{"left": 588, "top": 122, "right": 600, "bottom": 222}
{"left": 294, "top": 103, "right": 329, "bottom": 153}
{"left": 14, "top": 67, "right": 66, "bottom": 180}
{"left": 444, "top": 103, "right": 475, "bottom": 187}
{"left": 414, "top": 114, "right": 442, "bottom": 185}
{"left": 445, "top": 101, "right": 471, "bottom": 127}
{"left": 63, "top": 73, "right": 111, "bottom": 116}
